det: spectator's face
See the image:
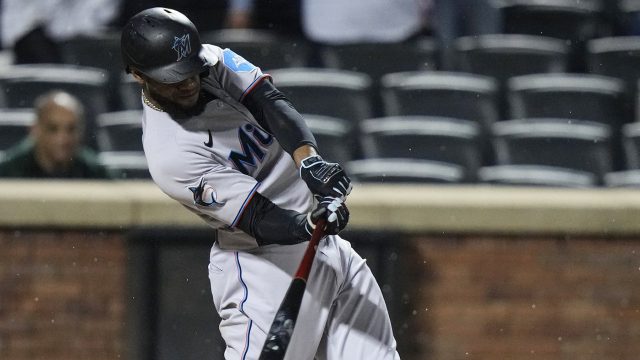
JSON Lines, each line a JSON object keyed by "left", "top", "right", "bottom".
{"left": 33, "top": 104, "right": 81, "bottom": 166}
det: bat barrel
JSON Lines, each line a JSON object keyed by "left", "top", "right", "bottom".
{"left": 258, "top": 279, "right": 307, "bottom": 359}
{"left": 258, "top": 218, "right": 326, "bottom": 360}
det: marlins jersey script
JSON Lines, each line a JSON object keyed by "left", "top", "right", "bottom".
{"left": 141, "top": 44, "right": 312, "bottom": 250}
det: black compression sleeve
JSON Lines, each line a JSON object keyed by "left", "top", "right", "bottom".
{"left": 235, "top": 192, "right": 311, "bottom": 246}
{"left": 242, "top": 79, "right": 317, "bottom": 155}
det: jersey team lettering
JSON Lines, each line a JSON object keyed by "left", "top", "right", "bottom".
{"left": 228, "top": 124, "right": 273, "bottom": 175}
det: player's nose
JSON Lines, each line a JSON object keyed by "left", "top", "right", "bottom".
{"left": 176, "top": 75, "right": 199, "bottom": 91}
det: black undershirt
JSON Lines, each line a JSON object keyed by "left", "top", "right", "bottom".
{"left": 234, "top": 78, "right": 317, "bottom": 245}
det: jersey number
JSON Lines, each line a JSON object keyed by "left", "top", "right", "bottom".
{"left": 228, "top": 124, "right": 273, "bottom": 175}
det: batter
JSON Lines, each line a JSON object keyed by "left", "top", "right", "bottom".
{"left": 120, "top": 8, "right": 400, "bottom": 359}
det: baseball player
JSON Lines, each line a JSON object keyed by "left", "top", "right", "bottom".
{"left": 121, "top": 8, "right": 400, "bottom": 360}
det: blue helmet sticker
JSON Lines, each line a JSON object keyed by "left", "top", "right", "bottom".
{"left": 223, "top": 49, "right": 256, "bottom": 73}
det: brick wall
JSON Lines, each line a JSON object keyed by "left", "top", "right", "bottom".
{"left": 2, "top": 229, "right": 640, "bottom": 360}
{"left": 401, "top": 236, "right": 640, "bottom": 360}
{"left": 0, "top": 230, "right": 126, "bottom": 360}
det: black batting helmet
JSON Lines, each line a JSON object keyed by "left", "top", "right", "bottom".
{"left": 121, "top": 7, "right": 205, "bottom": 84}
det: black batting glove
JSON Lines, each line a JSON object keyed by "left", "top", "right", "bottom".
{"left": 299, "top": 155, "right": 353, "bottom": 201}
{"left": 304, "top": 197, "right": 349, "bottom": 236}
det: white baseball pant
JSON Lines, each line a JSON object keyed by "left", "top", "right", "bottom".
{"left": 208, "top": 235, "right": 401, "bottom": 360}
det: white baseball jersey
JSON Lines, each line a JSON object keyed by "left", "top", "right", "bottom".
{"left": 139, "top": 44, "right": 400, "bottom": 359}
{"left": 141, "top": 44, "right": 313, "bottom": 250}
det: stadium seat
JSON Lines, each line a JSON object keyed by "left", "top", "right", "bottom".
{"left": 603, "top": 170, "right": 640, "bottom": 187}
{"left": 0, "top": 64, "right": 110, "bottom": 149}
{"left": 59, "top": 32, "right": 123, "bottom": 110}
{"left": 507, "top": 73, "right": 625, "bottom": 128}
{"left": 320, "top": 37, "right": 438, "bottom": 81}
{"left": 346, "top": 158, "right": 465, "bottom": 184}
{"left": 499, "top": 0, "right": 602, "bottom": 41}
{"left": 587, "top": 36, "right": 640, "bottom": 89}
{"left": 454, "top": 34, "right": 569, "bottom": 83}
{"left": 455, "top": 34, "right": 570, "bottom": 119}
{"left": 98, "top": 151, "right": 150, "bottom": 179}
{"left": 587, "top": 36, "right": 640, "bottom": 122}
{"left": 498, "top": 0, "right": 603, "bottom": 71}
{"left": 268, "top": 68, "right": 374, "bottom": 124}
{"left": 303, "top": 114, "right": 354, "bottom": 164}
{"left": 200, "top": 29, "right": 310, "bottom": 70}
{"left": 60, "top": 32, "right": 121, "bottom": 71}
{"left": 478, "top": 164, "right": 597, "bottom": 187}
{"left": 359, "top": 116, "right": 482, "bottom": 181}
{"left": 0, "top": 109, "right": 34, "bottom": 158}
{"left": 380, "top": 71, "right": 499, "bottom": 132}
{"left": 619, "top": 0, "right": 640, "bottom": 32}
{"left": 622, "top": 122, "right": 640, "bottom": 169}
{"left": 491, "top": 118, "right": 613, "bottom": 182}
{"left": 96, "top": 110, "right": 143, "bottom": 153}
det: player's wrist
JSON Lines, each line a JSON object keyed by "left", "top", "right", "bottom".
{"left": 294, "top": 213, "right": 314, "bottom": 241}
{"left": 299, "top": 155, "right": 323, "bottom": 171}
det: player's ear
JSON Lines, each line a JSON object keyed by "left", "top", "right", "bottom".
{"left": 130, "top": 68, "right": 146, "bottom": 85}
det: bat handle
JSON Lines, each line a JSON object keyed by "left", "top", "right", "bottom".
{"left": 294, "top": 218, "right": 326, "bottom": 280}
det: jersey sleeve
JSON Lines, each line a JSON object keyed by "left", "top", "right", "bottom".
{"left": 156, "top": 159, "right": 261, "bottom": 228}
{"left": 215, "top": 46, "right": 271, "bottom": 102}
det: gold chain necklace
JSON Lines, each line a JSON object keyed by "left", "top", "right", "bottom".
{"left": 142, "top": 91, "right": 165, "bottom": 112}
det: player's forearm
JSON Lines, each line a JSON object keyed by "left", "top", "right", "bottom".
{"left": 236, "top": 192, "right": 310, "bottom": 246}
{"left": 242, "top": 80, "right": 317, "bottom": 156}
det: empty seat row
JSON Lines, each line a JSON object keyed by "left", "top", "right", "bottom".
{"left": 270, "top": 68, "right": 634, "bottom": 136}
{"left": 4, "top": 108, "right": 640, "bottom": 187}
{"left": 8, "top": 30, "right": 637, "bottom": 104}
{"left": 51, "top": 27, "right": 640, "bottom": 79}
{"left": 352, "top": 116, "right": 615, "bottom": 183}
{"left": 85, "top": 113, "right": 640, "bottom": 187}
{"left": 1, "top": 65, "right": 629, "bottom": 131}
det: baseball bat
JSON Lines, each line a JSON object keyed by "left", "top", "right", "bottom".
{"left": 258, "top": 218, "right": 327, "bottom": 360}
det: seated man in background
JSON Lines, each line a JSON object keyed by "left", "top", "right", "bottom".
{"left": 0, "top": 90, "right": 111, "bottom": 179}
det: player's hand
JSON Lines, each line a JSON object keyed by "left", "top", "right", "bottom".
{"left": 305, "top": 197, "right": 349, "bottom": 236}
{"left": 299, "top": 155, "right": 353, "bottom": 200}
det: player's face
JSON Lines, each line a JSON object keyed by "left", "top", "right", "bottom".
{"left": 138, "top": 72, "right": 202, "bottom": 109}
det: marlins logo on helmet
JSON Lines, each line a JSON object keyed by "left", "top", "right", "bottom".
{"left": 172, "top": 34, "right": 192, "bottom": 61}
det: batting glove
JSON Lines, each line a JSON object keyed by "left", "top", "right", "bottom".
{"left": 305, "top": 197, "right": 349, "bottom": 236}
{"left": 300, "top": 155, "right": 353, "bottom": 200}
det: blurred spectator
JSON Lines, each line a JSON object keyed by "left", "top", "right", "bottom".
{"left": 0, "top": 0, "right": 122, "bottom": 64}
{"left": 0, "top": 91, "right": 111, "bottom": 179}
{"left": 226, "top": 0, "right": 303, "bottom": 35}
{"left": 432, "top": 0, "right": 503, "bottom": 69}
{"left": 226, "top": 0, "right": 432, "bottom": 43}
{"left": 301, "top": 0, "right": 431, "bottom": 44}
{"left": 116, "top": 0, "right": 228, "bottom": 32}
